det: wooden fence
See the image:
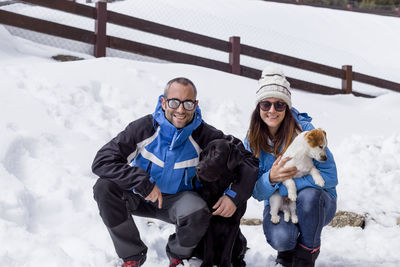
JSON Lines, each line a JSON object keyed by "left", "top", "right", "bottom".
{"left": 1, "top": 0, "right": 399, "bottom": 98}
{"left": 263, "top": 0, "right": 400, "bottom": 18}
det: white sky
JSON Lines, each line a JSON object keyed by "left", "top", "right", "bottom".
{"left": 1, "top": 1, "right": 400, "bottom": 266}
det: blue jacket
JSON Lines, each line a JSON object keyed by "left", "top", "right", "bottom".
{"left": 92, "top": 95, "right": 259, "bottom": 206}
{"left": 131, "top": 95, "right": 203, "bottom": 194}
{"left": 245, "top": 108, "right": 338, "bottom": 207}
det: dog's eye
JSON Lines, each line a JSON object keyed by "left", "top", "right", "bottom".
{"left": 319, "top": 145, "right": 323, "bottom": 149}
{"left": 212, "top": 150, "right": 219, "bottom": 157}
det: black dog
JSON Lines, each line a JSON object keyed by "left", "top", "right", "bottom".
{"left": 193, "top": 137, "right": 248, "bottom": 267}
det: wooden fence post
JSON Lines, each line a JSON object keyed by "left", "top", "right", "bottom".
{"left": 94, "top": 1, "right": 107, "bottom": 58}
{"left": 342, "top": 65, "right": 353, "bottom": 94}
{"left": 229, "top": 36, "right": 241, "bottom": 75}
{"left": 395, "top": 7, "right": 400, "bottom": 17}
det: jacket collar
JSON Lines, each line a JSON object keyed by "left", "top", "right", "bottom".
{"left": 152, "top": 95, "right": 202, "bottom": 147}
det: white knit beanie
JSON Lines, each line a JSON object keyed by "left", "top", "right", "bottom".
{"left": 255, "top": 66, "right": 292, "bottom": 108}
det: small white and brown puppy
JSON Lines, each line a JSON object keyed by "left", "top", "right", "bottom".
{"left": 270, "top": 128, "right": 328, "bottom": 224}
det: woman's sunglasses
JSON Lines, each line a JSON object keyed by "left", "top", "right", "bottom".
{"left": 166, "top": 98, "right": 197, "bottom": 111}
{"left": 259, "top": 101, "right": 287, "bottom": 112}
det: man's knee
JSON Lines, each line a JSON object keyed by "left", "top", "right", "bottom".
{"left": 93, "top": 178, "right": 120, "bottom": 202}
{"left": 175, "top": 191, "right": 210, "bottom": 218}
{"left": 173, "top": 192, "right": 211, "bottom": 246}
{"left": 93, "top": 178, "right": 129, "bottom": 227}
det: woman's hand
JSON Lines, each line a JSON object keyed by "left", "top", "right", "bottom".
{"left": 269, "top": 155, "right": 298, "bottom": 184}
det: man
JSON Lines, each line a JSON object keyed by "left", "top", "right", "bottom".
{"left": 92, "top": 77, "right": 258, "bottom": 267}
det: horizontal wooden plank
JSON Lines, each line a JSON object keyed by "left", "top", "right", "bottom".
{"left": 107, "top": 11, "right": 231, "bottom": 52}
{"left": 352, "top": 91, "right": 376, "bottom": 98}
{"left": 0, "top": 9, "right": 95, "bottom": 44}
{"left": 288, "top": 77, "right": 343, "bottom": 95}
{"left": 21, "top": 0, "right": 95, "bottom": 18}
{"left": 241, "top": 44, "right": 344, "bottom": 79}
{"left": 241, "top": 65, "right": 261, "bottom": 80}
{"left": 353, "top": 72, "right": 400, "bottom": 93}
{"left": 241, "top": 65, "right": 340, "bottom": 94}
{"left": 241, "top": 65, "right": 341, "bottom": 94}
{"left": 262, "top": 0, "right": 400, "bottom": 18}
{"left": 108, "top": 36, "right": 231, "bottom": 72}
{"left": 240, "top": 65, "right": 374, "bottom": 97}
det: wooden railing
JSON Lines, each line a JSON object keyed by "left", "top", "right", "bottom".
{"left": 263, "top": 0, "right": 400, "bottom": 18}
{"left": 1, "top": 0, "right": 399, "bottom": 98}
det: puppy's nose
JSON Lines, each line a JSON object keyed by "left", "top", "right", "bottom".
{"left": 321, "top": 155, "right": 327, "bottom": 161}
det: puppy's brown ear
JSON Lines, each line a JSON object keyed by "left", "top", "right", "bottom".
{"left": 306, "top": 129, "right": 325, "bottom": 148}
{"left": 227, "top": 144, "right": 242, "bottom": 171}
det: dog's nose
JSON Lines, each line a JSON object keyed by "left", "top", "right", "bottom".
{"left": 321, "top": 155, "right": 327, "bottom": 161}
{"left": 195, "top": 166, "right": 201, "bottom": 173}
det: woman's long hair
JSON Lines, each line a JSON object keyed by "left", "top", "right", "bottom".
{"left": 247, "top": 104, "right": 301, "bottom": 158}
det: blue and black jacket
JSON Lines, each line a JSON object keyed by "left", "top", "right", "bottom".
{"left": 245, "top": 108, "right": 338, "bottom": 207}
{"left": 92, "top": 95, "right": 259, "bottom": 206}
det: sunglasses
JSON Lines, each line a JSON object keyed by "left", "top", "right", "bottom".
{"left": 165, "top": 98, "right": 197, "bottom": 111}
{"left": 259, "top": 101, "right": 287, "bottom": 112}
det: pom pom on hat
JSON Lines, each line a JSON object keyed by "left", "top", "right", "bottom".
{"left": 256, "top": 66, "right": 292, "bottom": 108}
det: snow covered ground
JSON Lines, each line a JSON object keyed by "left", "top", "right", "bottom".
{"left": 1, "top": 1, "right": 400, "bottom": 266}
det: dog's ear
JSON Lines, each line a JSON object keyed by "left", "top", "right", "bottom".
{"left": 227, "top": 143, "right": 242, "bottom": 171}
{"left": 227, "top": 135, "right": 235, "bottom": 143}
{"left": 306, "top": 129, "right": 326, "bottom": 148}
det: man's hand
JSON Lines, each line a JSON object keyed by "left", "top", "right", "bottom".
{"left": 145, "top": 185, "right": 163, "bottom": 209}
{"left": 269, "top": 155, "right": 298, "bottom": 184}
{"left": 212, "top": 195, "right": 237, "bottom": 217}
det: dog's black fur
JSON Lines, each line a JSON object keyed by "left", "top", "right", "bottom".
{"left": 192, "top": 137, "right": 248, "bottom": 267}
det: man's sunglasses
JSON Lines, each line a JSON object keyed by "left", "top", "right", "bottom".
{"left": 166, "top": 98, "right": 197, "bottom": 111}
{"left": 259, "top": 100, "right": 287, "bottom": 112}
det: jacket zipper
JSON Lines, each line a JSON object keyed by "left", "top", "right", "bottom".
{"left": 169, "top": 130, "right": 178, "bottom": 150}
{"left": 183, "top": 168, "right": 188, "bottom": 185}
{"left": 146, "top": 161, "right": 152, "bottom": 174}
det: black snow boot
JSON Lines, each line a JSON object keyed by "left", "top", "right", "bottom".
{"left": 275, "top": 249, "right": 295, "bottom": 267}
{"left": 292, "top": 244, "right": 320, "bottom": 267}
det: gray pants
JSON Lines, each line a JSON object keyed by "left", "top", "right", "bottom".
{"left": 93, "top": 179, "right": 211, "bottom": 261}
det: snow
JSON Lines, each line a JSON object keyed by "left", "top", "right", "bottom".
{"left": 1, "top": 0, "right": 400, "bottom": 266}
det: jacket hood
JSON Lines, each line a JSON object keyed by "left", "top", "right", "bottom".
{"left": 152, "top": 95, "right": 202, "bottom": 148}
{"left": 291, "top": 107, "right": 312, "bottom": 123}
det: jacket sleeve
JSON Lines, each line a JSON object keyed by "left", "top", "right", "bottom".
{"left": 229, "top": 139, "right": 259, "bottom": 207}
{"left": 91, "top": 115, "right": 156, "bottom": 197}
{"left": 244, "top": 138, "right": 279, "bottom": 202}
{"left": 192, "top": 123, "right": 259, "bottom": 207}
{"left": 252, "top": 169, "right": 279, "bottom": 201}
{"left": 279, "top": 122, "right": 338, "bottom": 196}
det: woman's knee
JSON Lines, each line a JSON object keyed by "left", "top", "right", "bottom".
{"left": 263, "top": 208, "right": 298, "bottom": 251}
{"left": 296, "top": 188, "right": 323, "bottom": 214}
{"left": 264, "top": 223, "right": 297, "bottom": 251}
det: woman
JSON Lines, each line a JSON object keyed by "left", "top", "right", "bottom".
{"left": 245, "top": 66, "right": 338, "bottom": 267}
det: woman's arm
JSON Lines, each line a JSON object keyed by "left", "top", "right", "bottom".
{"left": 278, "top": 121, "right": 338, "bottom": 195}
{"left": 278, "top": 147, "right": 338, "bottom": 196}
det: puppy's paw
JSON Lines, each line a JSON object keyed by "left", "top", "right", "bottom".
{"left": 284, "top": 213, "right": 290, "bottom": 222}
{"left": 271, "top": 215, "right": 280, "bottom": 224}
{"left": 288, "top": 192, "right": 297, "bottom": 202}
{"left": 291, "top": 215, "right": 298, "bottom": 224}
{"left": 312, "top": 174, "right": 325, "bottom": 187}
{"left": 314, "top": 177, "right": 325, "bottom": 187}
